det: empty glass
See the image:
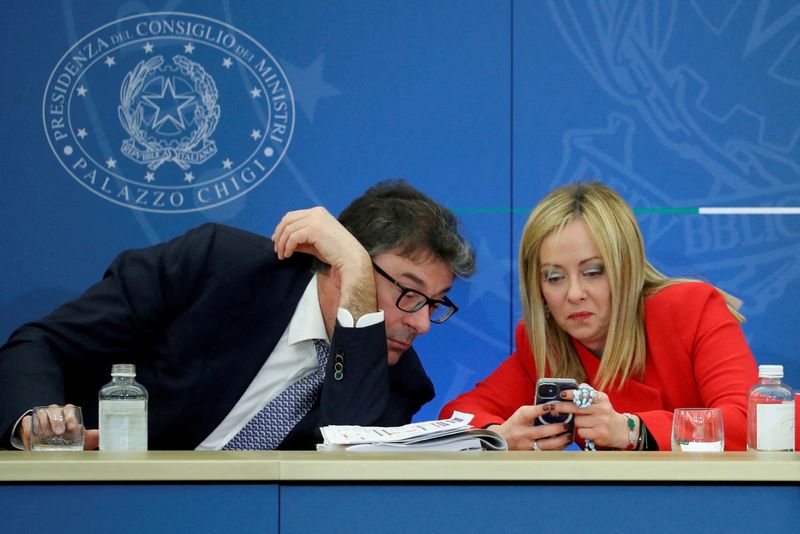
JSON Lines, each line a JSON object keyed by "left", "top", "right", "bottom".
{"left": 671, "top": 408, "right": 724, "bottom": 452}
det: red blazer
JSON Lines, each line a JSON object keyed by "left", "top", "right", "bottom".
{"left": 441, "top": 282, "right": 758, "bottom": 450}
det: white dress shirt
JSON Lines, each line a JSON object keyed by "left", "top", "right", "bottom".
{"left": 196, "top": 274, "right": 383, "bottom": 450}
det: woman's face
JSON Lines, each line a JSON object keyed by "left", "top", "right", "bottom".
{"left": 539, "top": 219, "right": 611, "bottom": 355}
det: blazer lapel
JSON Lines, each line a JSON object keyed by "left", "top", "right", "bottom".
{"left": 573, "top": 340, "right": 664, "bottom": 413}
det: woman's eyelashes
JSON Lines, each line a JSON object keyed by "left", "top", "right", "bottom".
{"left": 542, "top": 270, "right": 564, "bottom": 284}
{"left": 541, "top": 264, "right": 605, "bottom": 284}
{"left": 583, "top": 264, "right": 605, "bottom": 277}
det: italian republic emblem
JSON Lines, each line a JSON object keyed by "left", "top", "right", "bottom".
{"left": 43, "top": 12, "right": 295, "bottom": 213}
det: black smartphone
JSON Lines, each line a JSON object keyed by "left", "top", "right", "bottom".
{"left": 533, "top": 377, "right": 578, "bottom": 429}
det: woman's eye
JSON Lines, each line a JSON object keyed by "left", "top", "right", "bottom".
{"left": 543, "top": 272, "right": 564, "bottom": 283}
{"left": 584, "top": 266, "right": 604, "bottom": 277}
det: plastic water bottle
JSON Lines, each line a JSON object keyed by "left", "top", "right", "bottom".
{"left": 99, "top": 363, "right": 148, "bottom": 450}
{"left": 747, "top": 365, "right": 795, "bottom": 451}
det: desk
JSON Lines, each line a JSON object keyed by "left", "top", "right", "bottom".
{"left": 2, "top": 451, "right": 798, "bottom": 533}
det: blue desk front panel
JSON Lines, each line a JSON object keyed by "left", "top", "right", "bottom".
{"left": 0, "top": 484, "right": 278, "bottom": 534}
{"left": 281, "top": 484, "right": 800, "bottom": 533}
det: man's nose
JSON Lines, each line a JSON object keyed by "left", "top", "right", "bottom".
{"left": 405, "top": 305, "right": 432, "bottom": 335}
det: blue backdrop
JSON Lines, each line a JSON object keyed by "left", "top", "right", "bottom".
{"left": 1, "top": 1, "right": 798, "bottom": 423}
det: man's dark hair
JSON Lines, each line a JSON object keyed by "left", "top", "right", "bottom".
{"left": 314, "top": 179, "right": 475, "bottom": 277}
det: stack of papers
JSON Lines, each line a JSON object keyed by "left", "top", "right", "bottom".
{"left": 317, "top": 412, "right": 507, "bottom": 452}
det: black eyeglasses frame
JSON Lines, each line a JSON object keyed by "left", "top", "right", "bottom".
{"left": 372, "top": 262, "right": 458, "bottom": 324}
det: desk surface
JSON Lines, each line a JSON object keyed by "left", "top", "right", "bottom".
{"left": 1, "top": 450, "right": 798, "bottom": 483}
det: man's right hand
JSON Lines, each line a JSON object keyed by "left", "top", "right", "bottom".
{"left": 18, "top": 404, "right": 99, "bottom": 450}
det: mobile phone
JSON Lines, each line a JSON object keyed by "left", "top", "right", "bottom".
{"left": 533, "top": 377, "right": 578, "bottom": 429}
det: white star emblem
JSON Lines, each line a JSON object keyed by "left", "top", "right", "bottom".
{"left": 106, "top": 157, "right": 117, "bottom": 169}
{"left": 184, "top": 43, "right": 195, "bottom": 54}
{"left": 76, "top": 128, "right": 88, "bottom": 139}
{"left": 250, "top": 129, "right": 262, "bottom": 140}
{"left": 76, "top": 86, "right": 88, "bottom": 97}
{"left": 143, "top": 42, "right": 154, "bottom": 53}
{"left": 222, "top": 158, "right": 233, "bottom": 169}
{"left": 250, "top": 87, "right": 262, "bottom": 98}
{"left": 141, "top": 78, "right": 196, "bottom": 132}
{"left": 222, "top": 57, "right": 233, "bottom": 68}
{"left": 104, "top": 56, "right": 116, "bottom": 67}
{"left": 184, "top": 172, "right": 195, "bottom": 183}
{"left": 144, "top": 172, "right": 156, "bottom": 183}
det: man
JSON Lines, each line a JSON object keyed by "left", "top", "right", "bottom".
{"left": 0, "top": 180, "right": 475, "bottom": 450}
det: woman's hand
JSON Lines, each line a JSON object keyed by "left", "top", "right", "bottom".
{"left": 554, "top": 384, "right": 639, "bottom": 450}
{"left": 487, "top": 403, "right": 574, "bottom": 451}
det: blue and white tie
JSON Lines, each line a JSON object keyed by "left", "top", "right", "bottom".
{"left": 223, "top": 339, "right": 329, "bottom": 450}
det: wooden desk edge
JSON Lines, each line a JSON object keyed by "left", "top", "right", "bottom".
{"left": 279, "top": 451, "right": 800, "bottom": 482}
{"left": 1, "top": 451, "right": 798, "bottom": 483}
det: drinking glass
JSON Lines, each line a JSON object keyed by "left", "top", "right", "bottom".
{"left": 30, "top": 405, "right": 85, "bottom": 451}
{"left": 671, "top": 408, "right": 724, "bottom": 452}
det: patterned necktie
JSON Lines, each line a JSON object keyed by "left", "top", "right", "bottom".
{"left": 223, "top": 339, "right": 329, "bottom": 450}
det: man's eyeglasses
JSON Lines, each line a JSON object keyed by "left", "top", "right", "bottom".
{"left": 372, "top": 262, "right": 458, "bottom": 324}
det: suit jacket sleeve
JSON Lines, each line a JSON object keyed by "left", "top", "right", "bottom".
{"left": 279, "top": 320, "right": 435, "bottom": 450}
{"left": 0, "top": 223, "right": 303, "bottom": 449}
{"left": 324, "top": 320, "right": 434, "bottom": 426}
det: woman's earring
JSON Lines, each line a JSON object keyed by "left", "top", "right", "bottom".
{"left": 544, "top": 304, "right": 550, "bottom": 318}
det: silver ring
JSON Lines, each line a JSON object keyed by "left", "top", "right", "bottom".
{"left": 573, "top": 385, "right": 596, "bottom": 409}
{"left": 532, "top": 440, "right": 541, "bottom": 452}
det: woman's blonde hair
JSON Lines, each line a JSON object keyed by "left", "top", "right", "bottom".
{"left": 519, "top": 182, "right": 743, "bottom": 390}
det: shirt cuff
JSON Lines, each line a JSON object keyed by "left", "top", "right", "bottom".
{"left": 9, "top": 409, "right": 32, "bottom": 450}
{"left": 337, "top": 308, "right": 384, "bottom": 328}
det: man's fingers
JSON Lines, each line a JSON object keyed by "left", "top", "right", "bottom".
{"left": 47, "top": 404, "right": 66, "bottom": 434}
{"left": 20, "top": 416, "right": 32, "bottom": 450}
{"left": 63, "top": 404, "right": 82, "bottom": 433}
{"left": 33, "top": 407, "right": 53, "bottom": 437}
{"left": 273, "top": 210, "right": 320, "bottom": 259}
{"left": 278, "top": 221, "right": 314, "bottom": 259}
{"left": 271, "top": 210, "right": 305, "bottom": 255}
{"left": 84, "top": 429, "right": 100, "bottom": 450}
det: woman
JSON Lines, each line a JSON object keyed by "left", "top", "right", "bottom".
{"left": 441, "top": 182, "right": 758, "bottom": 451}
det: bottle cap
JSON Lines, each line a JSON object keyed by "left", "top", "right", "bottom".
{"left": 111, "top": 363, "right": 136, "bottom": 377}
{"left": 758, "top": 364, "right": 783, "bottom": 378}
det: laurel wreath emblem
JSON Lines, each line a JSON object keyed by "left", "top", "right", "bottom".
{"left": 118, "top": 55, "right": 220, "bottom": 171}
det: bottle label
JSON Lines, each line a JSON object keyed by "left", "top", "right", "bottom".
{"left": 756, "top": 402, "right": 795, "bottom": 450}
{"left": 99, "top": 400, "right": 148, "bottom": 451}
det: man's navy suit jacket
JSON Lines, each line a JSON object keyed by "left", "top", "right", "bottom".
{"left": 0, "top": 223, "right": 434, "bottom": 449}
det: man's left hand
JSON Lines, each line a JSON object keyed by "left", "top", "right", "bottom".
{"left": 272, "top": 207, "right": 377, "bottom": 321}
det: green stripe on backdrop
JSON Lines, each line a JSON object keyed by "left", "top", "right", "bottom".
{"left": 450, "top": 207, "right": 800, "bottom": 215}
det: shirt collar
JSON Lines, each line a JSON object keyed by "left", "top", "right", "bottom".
{"left": 287, "top": 274, "right": 328, "bottom": 345}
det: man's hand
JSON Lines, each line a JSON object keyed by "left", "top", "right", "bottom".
{"left": 272, "top": 207, "right": 377, "bottom": 321}
{"left": 19, "top": 404, "right": 99, "bottom": 450}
